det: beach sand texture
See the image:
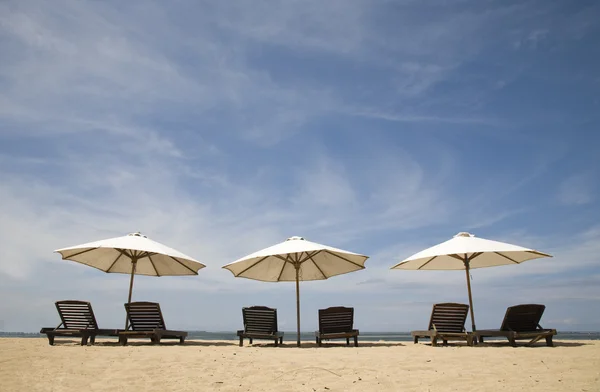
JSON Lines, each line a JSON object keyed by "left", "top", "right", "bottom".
{"left": 1, "top": 338, "right": 599, "bottom": 392}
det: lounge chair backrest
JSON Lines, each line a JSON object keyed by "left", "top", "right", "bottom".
{"left": 501, "top": 304, "right": 545, "bottom": 332}
{"left": 242, "top": 306, "right": 278, "bottom": 334}
{"left": 428, "top": 303, "right": 469, "bottom": 333}
{"left": 55, "top": 300, "right": 98, "bottom": 330}
{"left": 125, "top": 302, "right": 166, "bottom": 331}
{"left": 318, "top": 307, "right": 354, "bottom": 334}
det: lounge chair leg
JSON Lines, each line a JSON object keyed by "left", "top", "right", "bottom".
{"left": 508, "top": 338, "right": 516, "bottom": 347}
{"left": 431, "top": 337, "right": 437, "bottom": 347}
{"left": 179, "top": 337, "right": 185, "bottom": 344}
{"left": 249, "top": 338, "right": 253, "bottom": 345}
{"left": 354, "top": 336, "right": 358, "bottom": 347}
{"left": 280, "top": 337, "right": 283, "bottom": 345}
{"left": 90, "top": 335, "right": 96, "bottom": 345}
{"left": 274, "top": 339, "right": 278, "bottom": 347}
{"left": 48, "top": 335, "right": 55, "bottom": 346}
{"left": 346, "top": 337, "right": 350, "bottom": 346}
{"left": 546, "top": 336, "right": 553, "bottom": 347}
{"left": 316, "top": 337, "right": 319, "bottom": 345}
{"left": 467, "top": 336, "right": 473, "bottom": 347}
{"left": 81, "top": 336, "right": 88, "bottom": 346}
{"left": 443, "top": 339, "right": 448, "bottom": 346}
{"left": 413, "top": 336, "right": 418, "bottom": 344}
{"left": 478, "top": 336, "right": 484, "bottom": 344}
{"left": 239, "top": 336, "right": 243, "bottom": 347}
{"left": 119, "top": 336, "right": 128, "bottom": 346}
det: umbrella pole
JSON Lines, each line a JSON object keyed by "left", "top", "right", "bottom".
{"left": 464, "top": 256, "right": 476, "bottom": 332}
{"left": 295, "top": 265, "right": 301, "bottom": 347}
{"left": 125, "top": 259, "right": 137, "bottom": 329}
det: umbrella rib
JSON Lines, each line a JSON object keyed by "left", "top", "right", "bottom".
{"left": 59, "top": 247, "right": 97, "bottom": 259}
{"left": 235, "top": 255, "right": 270, "bottom": 277}
{"left": 276, "top": 258, "right": 287, "bottom": 281}
{"left": 321, "top": 250, "right": 365, "bottom": 269}
{"left": 493, "top": 252, "right": 520, "bottom": 264}
{"left": 417, "top": 255, "right": 439, "bottom": 270}
{"left": 526, "top": 250, "right": 552, "bottom": 257}
{"left": 148, "top": 254, "right": 160, "bottom": 276}
{"left": 297, "top": 250, "right": 322, "bottom": 264}
{"left": 309, "top": 256, "right": 327, "bottom": 279}
{"left": 65, "top": 259, "right": 125, "bottom": 275}
{"left": 469, "top": 252, "right": 483, "bottom": 261}
{"left": 274, "top": 254, "right": 293, "bottom": 262}
{"left": 168, "top": 256, "right": 198, "bottom": 275}
{"left": 106, "top": 252, "right": 124, "bottom": 273}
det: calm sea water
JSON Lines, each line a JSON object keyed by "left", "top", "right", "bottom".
{"left": 2, "top": 331, "right": 599, "bottom": 341}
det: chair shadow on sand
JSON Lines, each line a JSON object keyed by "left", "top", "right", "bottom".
{"left": 99, "top": 340, "right": 239, "bottom": 347}
{"left": 473, "top": 340, "right": 589, "bottom": 348}
{"left": 48, "top": 339, "right": 239, "bottom": 347}
{"left": 42, "top": 339, "right": 589, "bottom": 348}
{"left": 248, "top": 341, "right": 405, "bottom": 348}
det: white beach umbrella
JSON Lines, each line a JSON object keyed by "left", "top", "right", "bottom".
{"left": 390, "top": 232, "right": 551, "bottom": 332}
{"left": 222, "top": 236, "right": 369, "bottom": 346}
{"left": 55, "top": 232, "right": 205, "bottom": 327}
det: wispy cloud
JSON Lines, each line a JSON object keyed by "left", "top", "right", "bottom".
{"left": 557, "top": 172, "right": 596, "bottom": 206}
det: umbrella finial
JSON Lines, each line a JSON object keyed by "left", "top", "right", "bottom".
{"left": 127, "top": 232, "right": 148, "bottom": 238}
{"left": 286, "top": 236, "right": 305, "bottom": 241}
{"left": 454, "top": 232, "right": 474, "bottom": 238}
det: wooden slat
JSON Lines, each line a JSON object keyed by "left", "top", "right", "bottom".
{"left": 501, "top": 304, "right": 545, "bottom": 332}
{"left": 56, "top": 300, "right": 98, "bottom": 330}
{"left": 125, "top": 302, "right": 166, "bottom": 331}
{"left": 428, "top": 303, "right": 469, "bottom": 333}
{"left": 318, "top": 307, "right": 354, "bottom": 334}
{"left": 242, "top": 306, "right": 278, "bottom": 335}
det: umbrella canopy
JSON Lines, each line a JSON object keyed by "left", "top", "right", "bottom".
{"left": 222, "top": 236, "right": 369, "bottom": 346}
{"left": 391, "top": 232, "right": 551, "bottom": 331}
{"left": 55, "top": 232, "right": 205, "bottom": 327}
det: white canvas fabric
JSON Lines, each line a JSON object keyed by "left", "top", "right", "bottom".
{"left": 55, "top": 232, "right": 205, "bottom": 276}
{"left": 222, "top": 236, "right": 368, "bottom": 281}
{"left": 391, "top": 232, "right": 551, "bottom": 270}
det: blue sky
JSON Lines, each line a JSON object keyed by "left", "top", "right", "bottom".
{"left": 1, "top": 0, "right": 599, "bottom": 333}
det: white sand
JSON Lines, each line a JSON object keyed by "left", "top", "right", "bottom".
{"left": 1, "top": 338, "right": 599, "bottom": 391}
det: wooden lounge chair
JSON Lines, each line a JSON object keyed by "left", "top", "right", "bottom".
{"left": 40, "top": 300, "right": 120, "bottom": 345}
{"left": 237, "top": 306, "right": 284, "bottom": 346}
{"left": 474, "top": 304, "right": 557, "bottom": 347}
{"left": 118, "top": 302, "right": 187, "bottom": 345}
{"left": 411, "top": 303, "right": 474, "bottom": 346}
{"left": 315, "top": 306, "right": 359, "bottom": 347}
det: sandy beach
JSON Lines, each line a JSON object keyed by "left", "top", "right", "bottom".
{"left": 1, "top": 338, "right": 598, "bottom": 392}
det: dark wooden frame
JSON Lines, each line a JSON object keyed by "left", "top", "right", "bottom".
{"left": 237, "top": 306, "right": 284, "bottom": 346}
{"left": 474, "top": 304, "right": 557, "bottom": 347}
{"left": 118, "top": 302, "right": 187, "bottom": 345}
{"left": 315, "top": 306, "right": 359, "bottom": 347}
{"left": 40, "top": 300, "right": 120, "bottom": 345}
{"left": 411, "top": 303, "right": 474, "bottom": 346}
